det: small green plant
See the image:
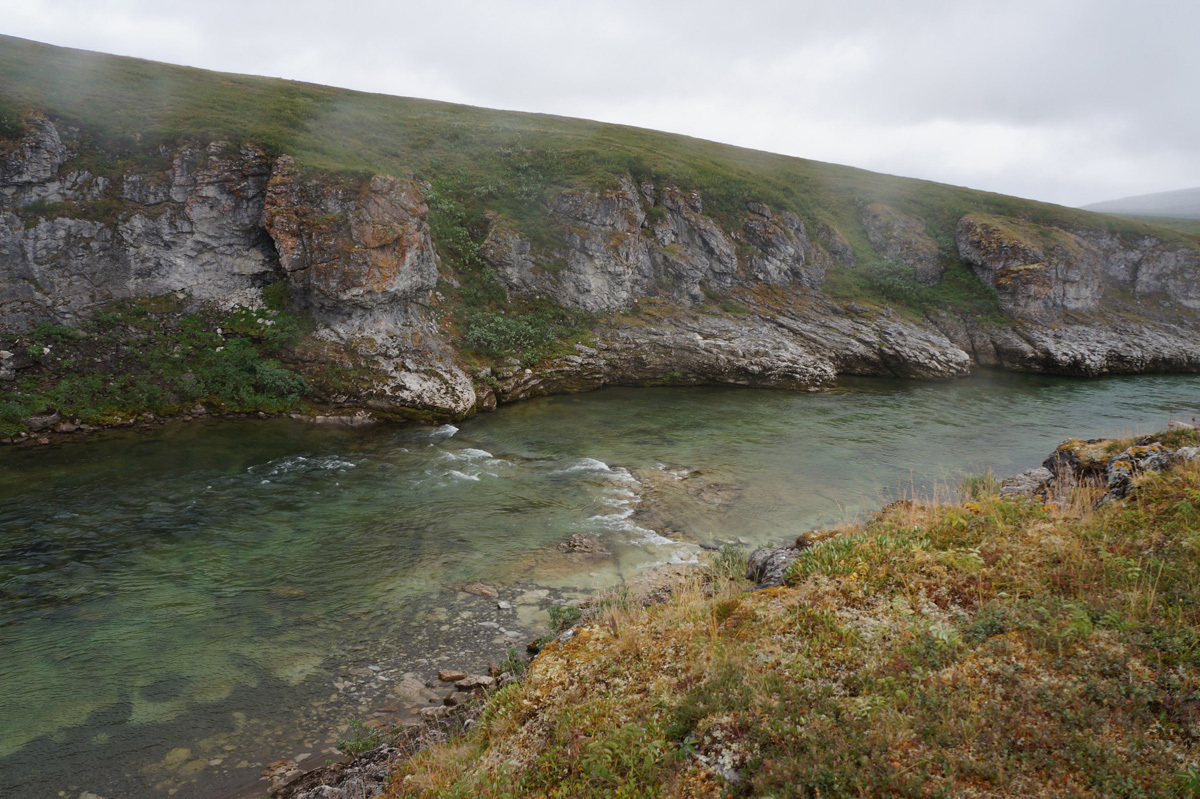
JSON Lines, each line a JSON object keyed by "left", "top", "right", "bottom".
{"left": 337, "top": 719, "right": 386, "bottom": 756}
{"left": 497, "top": 646, "right": 528, "bottom": 677}
{"left": 547, "top": 604, "right": 582, "bottom": 633}
{"left": 461, "top": 307, "right": 583, "bottom": 364}
{"left": 960, "top": 472, "right": 1002, "bottom": 500}
{"left": 577, "top": 722, "right": 670, "bottom": 790}
{"left": 708, "top": 545, "right": 747, "bottom": 581}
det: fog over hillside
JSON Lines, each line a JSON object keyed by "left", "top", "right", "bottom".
{"left": 1083, "top": 186, "right": 1200, "bottom": 219}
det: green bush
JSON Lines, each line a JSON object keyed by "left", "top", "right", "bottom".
{"left": 1, "top": 295, "right": 314, "bottom": 432}
{"left": 29, "top": 321, "right": 82, "bottom": 345}
{"left": 337, "top": 719, "right": 387, "bottom": 756}
{"left": 0, "top": 97, "right": 22, "bottom": 139}
{"left": 547, "top": 604, "right": 583, "bottom": 633}
{"left": 462, "top": 308, "right": 582, "bottom": 364}
{"left": 866, "top": 261, "right": 926, "bottom": 305}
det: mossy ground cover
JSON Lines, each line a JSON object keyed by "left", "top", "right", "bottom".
{"left": 383, "top": 445, "right": 1200, "bottom": 798}
{"left": 0, "top": 292, "right": 312, "bottom": 436}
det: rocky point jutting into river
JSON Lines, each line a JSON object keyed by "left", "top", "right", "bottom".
{"left": 2, "top": 109, "right": 1200, "bottom": 427}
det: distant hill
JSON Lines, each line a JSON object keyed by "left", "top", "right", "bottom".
{"left": 1083, "top": 186, "right": 1200, "bottom": 219}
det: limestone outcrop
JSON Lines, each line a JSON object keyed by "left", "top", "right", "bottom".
{"left": 0, "top": 127, "right": 278, "bottom": 328}
{"left": 956, "top": 213, "right": 1200, "bottom": 320}
{"left": 262, "top": 157, "right": 438, "bottom": 322}
{"left": 2, "top": 113, "right": 1199, "bottom": 425}
{"left": 480, "top": 180, "right": 832, "bottom": 312}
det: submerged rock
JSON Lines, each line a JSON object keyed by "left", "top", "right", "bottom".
{"left": 556, "top": 534, "right": 610, "bottom": 556}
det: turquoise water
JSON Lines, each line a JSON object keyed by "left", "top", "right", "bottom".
{"left": 0, "top": 372, "right": 1197, "bottom": 797}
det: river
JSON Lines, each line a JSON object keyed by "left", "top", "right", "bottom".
{"left": 1, "top": 372, "right": 1197, "bottom": 798}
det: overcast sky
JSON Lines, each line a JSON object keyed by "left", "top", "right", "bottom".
{"left": 5, "top": 0, "right": 1198, "bottom": 207}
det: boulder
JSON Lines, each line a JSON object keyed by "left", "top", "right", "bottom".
{"left": 1043, "top": 438, "right": 1115, "bottom": 479}
{"left": 1176, "top": 446, "right": 1200, "bottom": 462}
{"left": 745, "top": 536, "right": 812, "bottom": 588}
{"left": 443, "top": 691, "right": 476, "bottom": 707}
{"left": 453, "top": 675, "right": 495, "bottom": 691}
{"left": 24, "top": 407, "right": 60, "bottom": 432}
{"left": 999, "top": 467, "right": 1054, "bottom": 498}
{"left": 1098, "top": 443, "right": 1171, "bottom": 504}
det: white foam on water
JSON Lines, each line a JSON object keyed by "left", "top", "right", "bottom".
{"left": 428, "top": 424, "right": 459, "bottom": 439}
{"left": 457, "top": 448, "right": 493, "bottom": 460}
{"left": 636, "top": 550, "right": 700, "bottom": 570}
{"left": 248, "top": 455, "right": 357, "bottom": 478}
{"left": 609, "top": 466, "right": 640, "bottom": 483}
{"left": 654, "top": 463, "right": 690, "bottom": 480}
{"left": 636, "top": 529, "right": 681, "bottom": 546}
{"left": 553, "top": 457, "right": 612, "bottom": 475}
{"left": 446, "top": 470, "right": 482, "bottom": 482}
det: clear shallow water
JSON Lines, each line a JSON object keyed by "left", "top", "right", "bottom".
{"left": 0, "top": 371, "right": 1197, "bottom": 797}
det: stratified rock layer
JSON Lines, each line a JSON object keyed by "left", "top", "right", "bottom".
{"left": 2, "top": 115, "right": 1199, "bottom": 422}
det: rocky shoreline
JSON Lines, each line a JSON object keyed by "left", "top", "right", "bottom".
{"left": 0, "top": 403, "right": 378, "bottom": 448}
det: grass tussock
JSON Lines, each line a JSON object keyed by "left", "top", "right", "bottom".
{"left": 385, "top": 456, "right": 1200, "bottom": 798}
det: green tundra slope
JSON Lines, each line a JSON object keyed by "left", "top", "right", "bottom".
{"left": 1, "top": 33, "right": 1192, "bottom": 264}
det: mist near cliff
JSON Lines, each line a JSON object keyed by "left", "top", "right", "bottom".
{"left": 4, "top": 0, "right": 1199, "bottom": 207}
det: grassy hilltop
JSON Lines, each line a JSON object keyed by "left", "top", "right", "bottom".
{"left": 1, "top": 33, "right": 1193, "bottom": 268}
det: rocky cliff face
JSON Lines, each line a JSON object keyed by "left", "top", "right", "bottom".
{"left": 263, "top": 157, "right": 438, "bottom": 323}
{"left": 2, "top": 114, "right": 1198, "bottom": 424}
{"left": 861, "top": 203, "right": 943, "bottom": 285}
{"left": 481, "top": 179, "right": 831, "bottom": 312}
{"left": 261, "top": 156, "right": 476, "bottom": 418}
{"left": 956, "top": 213, "right": 1200, "bottom": 320}
{"left": 0, "top": 119, "right": 277, "bottom": 328}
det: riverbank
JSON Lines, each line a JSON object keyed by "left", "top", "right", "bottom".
{"left": 280, "top": 424, "right": 1200, "bottom": 798}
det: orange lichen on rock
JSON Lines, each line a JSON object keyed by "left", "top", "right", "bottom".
{"left": 262, "top": 157, "right": 438, "bottom": 313}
